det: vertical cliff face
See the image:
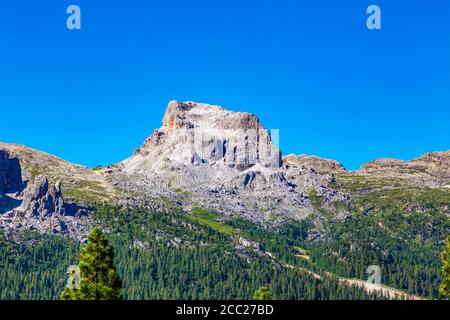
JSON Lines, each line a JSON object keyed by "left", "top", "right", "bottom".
{"left": 126, "top": 100, "right": 282, "bottom": 174}
{"left": 0, "top": 150, "right": 23, "bottom": 194}
{"left": 115, "top": 101, "right": 318, "bottom": 223}
{"left": 18, "top": 176, "right": 65, "bottom": 218}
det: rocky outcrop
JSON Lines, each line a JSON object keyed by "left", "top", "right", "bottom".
{"left": 283, "top": 155, "right": 349, "bottom": 214}
{"left": 414, "top": 151, "right": 450, "bottom": 182}
{"left": 235, "top": 236, "right": 266, "bottom": 253}
{"left": 18, "top": 176, "right": 65, "bottom": 217}
{"left": 358, "top": 151, "right": 450, "bottom": 187}
{"left": 0, "top": 142, "right": 115, "bottom": 202}
{"left": 0, "top": 165, "right": 92, "bottom": 240}
{"left": 0, "top": 150, "right": 23, "bottom": 194}
{"left": 130, "top": 101, "right": 282, "bottom": 171}
{"left": 284, "top": 154, "right": 346, "bottom": 174}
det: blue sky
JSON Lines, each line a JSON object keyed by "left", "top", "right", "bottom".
{"left": 1, "top": 0, "right": 449, "bottom": 170}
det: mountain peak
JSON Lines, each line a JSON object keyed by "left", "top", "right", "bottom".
{"left": 161, "top": 100, "right": 260, "bottom": 132}
{"left": 128, "top": 100, "right": 282, "bottom": 171}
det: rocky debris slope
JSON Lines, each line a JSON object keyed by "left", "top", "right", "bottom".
{"left": 283, "top": 154, "right": 349, "bottom": 212}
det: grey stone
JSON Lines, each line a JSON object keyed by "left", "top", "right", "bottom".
{"left": 19, "top": 176, "right": 65, "bottom": 217}
{"left": 0, "top": 150, "right": 23, "bottom": 194}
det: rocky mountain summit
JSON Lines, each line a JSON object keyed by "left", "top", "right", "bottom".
{"left": 110, "top": 101, "right": 347, "bottom": 225}
{"left": 131, "top": 101, "right": 282, "bottom": 169}
{"left": 0, "top": 100, "right": 449, "bottom": 239}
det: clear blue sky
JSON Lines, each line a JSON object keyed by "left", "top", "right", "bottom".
{"left": 1, "top": 0, "right": 449, "bottom": 170}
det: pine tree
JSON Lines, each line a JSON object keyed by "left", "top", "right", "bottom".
{"left": 60, "top": 228, "right": 122, "bottom": 300}
{"left": 439, "top": 236, "right": 450, "bottom": 298}
{"left": 253, "top": 286, "right": 273, "bottom": 300}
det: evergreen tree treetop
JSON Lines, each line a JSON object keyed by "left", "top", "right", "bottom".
{"left": 60, "top": 227, "right": 122, "bottom": 300}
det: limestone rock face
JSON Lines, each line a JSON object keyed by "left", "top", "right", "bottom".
{"left": 0, "top": 165, "right": 91, "bottom": 240}
{"left": 18, "top": 176, "right": 65, "bottom": 217}
{"left": 1, "top": 174, "right": 92, "bottom": 240}
{"left": 0, "top": 150, "right": 23, "bottom": 194}
{"left": 284, "top": 154, "right": 346, "bottom": 174}
{"left": 111, "top": 101, "right": 343, "bottom": 224}
{"left": 414, "top": 151, "right": 450, "bottom": 181}
{"left": 130, "top": 101, "right": 282, "bottom": 172}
